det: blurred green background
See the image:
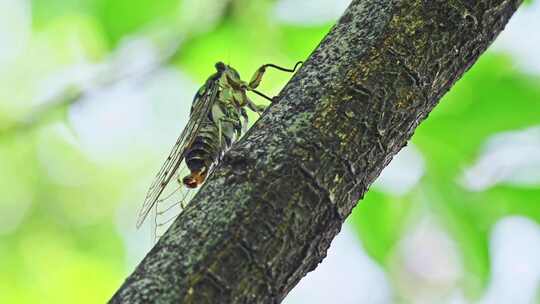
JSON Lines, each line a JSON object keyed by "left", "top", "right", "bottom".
{"left": 0, "top": 0, "right": 539, "bottom": 303}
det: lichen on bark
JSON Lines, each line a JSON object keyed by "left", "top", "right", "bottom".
{"left": 110, "top": 0, "right": 522, "bottom": 303}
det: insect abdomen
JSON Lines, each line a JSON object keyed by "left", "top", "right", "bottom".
{"left": 183, "top": 121, "right": 220, "bottom": 188}
{"left": 183, "top": 98, "right": 248, "bottom": 188}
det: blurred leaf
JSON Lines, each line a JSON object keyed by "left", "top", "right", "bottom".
{"left": 279, "top": 24, "right": 333, "bottom": 60}
{"left": 349, "top": 190, "right": 413, "bottom": 264}
{"left": 92, "top": 0, "right": 180, "bottom": 45}
{"left": 0, "top": 138, "right": 39, "bottom": 234}
{"left": 31, "top": 0, "right": 95, "bottom": 28}
{"left": 424, "top": 179, "right": 491, "bottom": 298}
{"left": 5, "top": 228, "right": 123, "bottom": 303}
{"left": 410, "top": 53, "right": 540, "bottom": 297}
{"left": 415, "top": 54, "right": 540, "bottom": 178}
{"left": 38, "top": 14, "right": 107, "bottom": 61}
{"left": 0, "top": 13, "right": 106, "bottom": 125}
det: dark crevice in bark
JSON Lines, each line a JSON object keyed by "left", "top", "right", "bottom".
{"left": 110, "top": 0, "right": 522, "bottom": 303}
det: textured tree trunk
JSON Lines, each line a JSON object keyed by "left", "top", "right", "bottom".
{"left": 110, "top": 0, "right": 522, "bottom": 303}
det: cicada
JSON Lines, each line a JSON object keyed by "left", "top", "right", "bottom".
{"left": 137, "top": 61, "right": 302, "bottom": 239}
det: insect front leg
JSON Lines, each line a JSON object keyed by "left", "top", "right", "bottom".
{"left": 248, "top": 66, "right": 267, "bottom": 90}
{"left": 246, "top": 61, "right": 303, "bottom": 103}
{"left": 248, "top": 61, "right": 303, "bottom": 89}
{"left": 217, "top": 116, "right": 239, "bottom": 147}
{"left": 218, "top": 119, "right": 222, "bottom": 148}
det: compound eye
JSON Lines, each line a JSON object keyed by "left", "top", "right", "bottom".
{"left": 215, "top": 62, "right": 226, "bottom": 71}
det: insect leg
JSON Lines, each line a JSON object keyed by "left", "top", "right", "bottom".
{"left": 247, "top": 61, "right": 303, "bottom": 89}
{"left": 247, "top": 66, "right": 266, "bottom": 90}
{"left": 250, "top": 89, "right": 274, "bottom": 103}
{"left": 217, "top": 117, "right": 239, "bottom": 127}
{"left": 218, "top": 118, "right": 222, "bottom": 148}
{"left": 216, "top": 116, "right": 239, "bottom": 145}
{"left": 243, "top": 93, "right": 266, "bottom": 115}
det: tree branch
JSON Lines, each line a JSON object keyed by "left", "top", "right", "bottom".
{"left": 110, "top": 0, "right": 522, "bottom": 303}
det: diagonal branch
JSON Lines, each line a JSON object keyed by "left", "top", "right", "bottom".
{"left": 110, "top": 0, "right": 522, "bottom": 303}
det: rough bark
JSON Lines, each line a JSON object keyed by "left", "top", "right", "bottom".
{"left": 110, "top": 0, "right": 522, "bottom": 303}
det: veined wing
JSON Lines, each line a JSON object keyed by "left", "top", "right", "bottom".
{"left": 152, "top": 163, "right": 200, "bottom": 239}
{"left": 152, "top": 114, "right": 223, "bottom": 239}
{"left": 136, "top": 77, "right": 220, "bottom": 228}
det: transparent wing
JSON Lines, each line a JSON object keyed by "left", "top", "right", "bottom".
{"left": 136, "top": 78, "right": 219, "bottom": 228}
{"left": 152, "top": 163, "right": 201, "bottom": 240}
{"left": 153, "top": 112, "right": 231, "bottom": 239}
